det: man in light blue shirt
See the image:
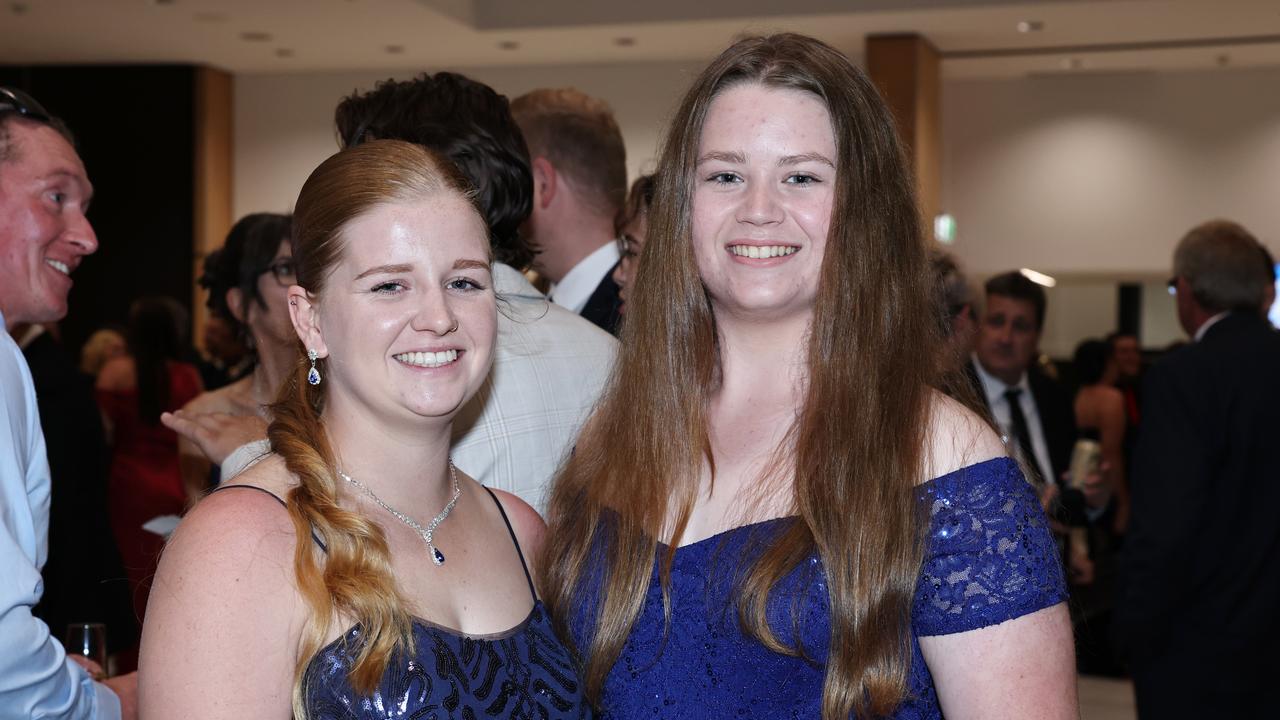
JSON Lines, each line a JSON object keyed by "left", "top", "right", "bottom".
{"left": 0, "top": 86, "right": 136, "bottom": 719}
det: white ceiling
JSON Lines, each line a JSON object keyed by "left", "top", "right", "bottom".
{"left": 2, "top": 0, "right": 1278, "bottom": 78}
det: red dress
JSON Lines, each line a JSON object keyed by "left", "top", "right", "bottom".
{"left": 97, "top": 361, "right": 202, "bottom": 625}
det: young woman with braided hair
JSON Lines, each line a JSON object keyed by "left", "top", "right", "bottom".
{"left": 139, "top": 140, "right": 588, "bottom": 718}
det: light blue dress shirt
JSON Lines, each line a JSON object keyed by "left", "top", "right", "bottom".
{"left": 1, "top": 310, "right": 120, "bottom": 719}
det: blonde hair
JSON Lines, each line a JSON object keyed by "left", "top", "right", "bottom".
{"left": 80, "top": 328, "right": 124, "bottom": 376}
{"left": 267, "top": 139, "right": 481, "bottom": 717}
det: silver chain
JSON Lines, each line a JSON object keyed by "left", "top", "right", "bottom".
{"left": 337, "top": 459, "right": 460, "bottom": 566}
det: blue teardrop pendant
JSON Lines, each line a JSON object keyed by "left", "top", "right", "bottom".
{"left": 307, "top": 367, "right": 321, "bottom": 386}
{"left": 431, "top": 546, "right": 445, "bottom": 565}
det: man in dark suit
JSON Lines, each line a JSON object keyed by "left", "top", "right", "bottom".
{"left": 1116, "top": 220, "right": 1280, "bottom": 718}
{"left": 511, "top": 88, "right": 626, "bottom": 335}
{"left": 968, "top": 272, "right": 1079, "bottom": 496}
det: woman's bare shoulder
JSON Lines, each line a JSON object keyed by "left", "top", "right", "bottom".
{"left": 920, "top": 391, "right": 1008, "bottom": 484}
{"left": 485, "top": 487, "right": 546, "bottom": 567}
{"left": 181, "top": 376, "right": 252, "bottom": 414}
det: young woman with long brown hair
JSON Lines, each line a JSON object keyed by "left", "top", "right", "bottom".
{"left": 138, "top": 140, "right": 589, "bottom": 718}
{"left": 540, "top": 34, "right": 1076, "bottom": 719}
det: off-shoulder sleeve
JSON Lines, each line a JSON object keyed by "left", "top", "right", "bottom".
{"left": 912, "top": 457, "right": 1068, "bottom": 636}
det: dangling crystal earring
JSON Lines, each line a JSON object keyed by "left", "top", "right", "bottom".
{"left": 307, "top": 348, "right": 322, "bottom": 386}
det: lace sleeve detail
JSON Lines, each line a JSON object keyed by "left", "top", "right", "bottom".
{"left": 913, "top": 457, "right": 1068, "bottom": 636}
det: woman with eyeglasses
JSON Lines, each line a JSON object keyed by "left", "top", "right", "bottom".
{"left": 171, "top": 214, "right": 297, "bottom": 499}
{"left": 611, "top": 174, "right": 655, "bottom": 318}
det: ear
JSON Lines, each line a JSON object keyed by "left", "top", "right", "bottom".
{"left": 530, "top": 157, "right": 557, "bottom": 210}
{"left": 287, "top": 285, "right": 328, "bottom": 358}
{"left": 225, "top": 287, "right": 248, "bottom": 325}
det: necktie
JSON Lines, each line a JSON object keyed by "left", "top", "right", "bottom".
{"left": 1003, "top": 387, "right": 1046, "bottom": 485}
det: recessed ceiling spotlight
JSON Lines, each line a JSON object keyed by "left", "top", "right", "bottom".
{"left": 275, "top": 48, "right": 294, "bottom": 58}
{"left": 498, "top": 40, "right": 519, "bottom": 51}
{"left": 1019, "top": 268, "right": 1057, "bottom": 288}
{"left": 384, "top": 44, "right": 405, "bottom": 55}
{"left": 240, "top": 31, "right": 273, "bottom": 42}
{"left": 1060, "top": 57, "right": 1083, "bottom": 71}
{"left": 1016, "top": 20, "right": 1044, "bottom": 33}
{"left": 614, "top": 37, "right": 636, "bottom": 47}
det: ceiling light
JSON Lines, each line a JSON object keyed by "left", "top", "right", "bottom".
{"left": 1016, "top": 20, "right": 1043, "bottom": 33}
{"left": 498, "top": 40, "right": 519, "bottom": 51}
{"left": 1019, "top": 268, "right": 1057, "bottom": 288}
{"left": 240, "top": 31, "right": 273, "bottom": 42}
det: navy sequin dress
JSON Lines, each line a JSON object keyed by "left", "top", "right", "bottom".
{"left": 569, "top": 457, "right": 1068, "bottom": 718}
{"left": 214, "top": 484, "right": 591, "bottom": 719}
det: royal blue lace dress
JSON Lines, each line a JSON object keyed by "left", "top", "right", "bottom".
{"left": 214, "top": 484, "right": 590, "bottom": 719}
{"left": 568, "top": 457, "right": 1067, "bottom": 718}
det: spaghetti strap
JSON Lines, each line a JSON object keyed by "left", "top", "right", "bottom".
{"left": 207, "top": 484, "right": 328, "bottom": 553}
{"left": 483, "top": 487, "right": 537, "bottom": 602}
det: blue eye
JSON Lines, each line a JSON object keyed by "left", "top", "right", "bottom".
{"left": 785, "top": 174, "right": 820, "bottom": 185}
{"left": 447, "top": 277, "right": 485, "bottom": 292}
{"left": 371, "top": 281, "right": 405, "bottom": 294}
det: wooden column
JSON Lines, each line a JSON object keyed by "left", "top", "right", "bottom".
{"left": 866, "top": 33, "right": 941, "bottom": 233}
{"left": 193, "top": 67, "right": 233, "bottom": 353}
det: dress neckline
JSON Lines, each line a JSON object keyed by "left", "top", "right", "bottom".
{"left": 666, "top": 455, "right": 1014, "bottom": 552}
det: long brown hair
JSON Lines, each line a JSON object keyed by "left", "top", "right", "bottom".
{"left": 540, "top": 34, "right": 941, "bottom": 719}
{"left": 267, "top": 139, "right": 480, "bottom": 717}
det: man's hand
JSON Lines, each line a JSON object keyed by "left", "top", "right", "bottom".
{"left": 66, "top": 654, "right": 104, "bottom": 681}
{"left": 1081, "top": 460, "right": 1113, "bottom": 510}
{"left": 104, "top": 671, "right": 138, "bottom": 720}
{"left": 163, "top": 411, "right": 267, "bottom": 465}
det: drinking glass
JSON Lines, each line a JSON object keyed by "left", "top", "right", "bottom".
{"left": 64, "top": 622, "right": 108, "bottom": 676}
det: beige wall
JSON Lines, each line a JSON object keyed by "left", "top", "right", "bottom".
{"left": 941, "top": 65, "right": 1280, "bottom": 276}
{"left": 233, "top": 60, "right": 702, "bottom": 219}
{"left": 233, "top": 60, "right": 1280, "bottom": 354}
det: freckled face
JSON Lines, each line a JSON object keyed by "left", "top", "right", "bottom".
{"left": 0, "top": 122, "right": 97, "bottom": 325}
{"left": 690, "top": 83, "right": 837, "bottom": 324}
{"left": 313, "top": 194, "right": 496, "bottom": 426}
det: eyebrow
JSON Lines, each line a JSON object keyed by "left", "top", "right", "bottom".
{"left": 353, "top": 263, "right": 413, "bottom": 280}
{"left": 779, "top": 153, "right": 835, "bottom": 169}
{"left": 697, "top": 150, "right": 745, "bottom": 165}
{"left": 695, "top": 150, "right": 835, "bottom": 169}
{"left": 454, "top": 258, "right": 491, "bottom": 272}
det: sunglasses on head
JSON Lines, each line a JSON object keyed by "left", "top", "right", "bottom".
{"left": 0, "top": 86, "right": 54, "bottom": 125}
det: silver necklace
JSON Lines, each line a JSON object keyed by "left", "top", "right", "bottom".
{"left": 337, "top": 460, "right": 460, "bottom": 566}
